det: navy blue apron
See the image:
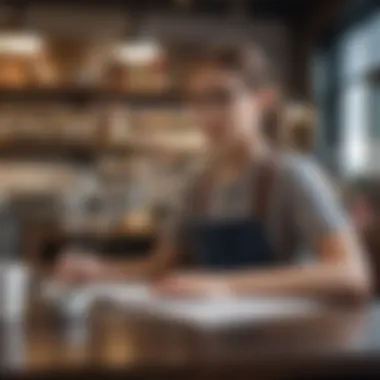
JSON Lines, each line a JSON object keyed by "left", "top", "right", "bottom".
{"left": 193, "top": 218, "right": 275, "bottom": 269}
{"left": 189, "top": 162, "right": 276, "bottom": 270}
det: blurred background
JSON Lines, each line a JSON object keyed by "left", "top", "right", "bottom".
{"left": 0, "top": 0, "right": 378, "bottom": 284}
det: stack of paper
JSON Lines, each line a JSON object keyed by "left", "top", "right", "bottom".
{"left": 41, "top": 281, "right": 325, "bottom": 328}
{"left": 149, "top": 298, "right": 323, "bottom": 328}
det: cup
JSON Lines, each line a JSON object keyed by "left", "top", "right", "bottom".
{"left": 0, "top": 262, "right": 30, "bottom": 321}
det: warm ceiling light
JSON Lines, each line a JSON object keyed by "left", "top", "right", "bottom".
{"left": 0, "top": 33, "right": 44, "bottom": 55}
{"left": 113, "top": 40, "right": 162, "bottom": 64}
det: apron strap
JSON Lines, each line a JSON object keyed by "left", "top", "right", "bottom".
{"left": 253, "top": 160, "right": 276, "bottom": 220}
{"left": 253, "top": 160, "right": 297, "bottom": 262}
{"left": 191, "top": 158, "right": 297, "bottom": 263}
{"left": 193, "top": 159, "right": 277, "bottom": 220}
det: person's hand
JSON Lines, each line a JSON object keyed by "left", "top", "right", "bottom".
{"left": 153, "top": 273, "right": 229, "bottom": 298}
{"left": 54, "top": 250, "right": 105, "bottom": 285}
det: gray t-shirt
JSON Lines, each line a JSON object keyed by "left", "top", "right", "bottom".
{"left": 169, "top": 152, "right": 349, "bottom": 263}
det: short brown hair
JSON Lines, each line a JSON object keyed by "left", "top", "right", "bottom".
{"left": 188, "top": 44, "right": 277, "bottom": 90}
{"left": 185, "top": 44, "right": 284, "bottom": 146}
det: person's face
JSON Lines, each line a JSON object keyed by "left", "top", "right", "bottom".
{"left": 188, "top": 67, "right": 259, "bottom": 147}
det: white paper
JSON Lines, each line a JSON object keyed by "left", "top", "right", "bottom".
{"left": 149, "top": 298, "right": 323, "bottom": 328}
{"left": 41, "top": 281, "right": 324, "bottom": 328}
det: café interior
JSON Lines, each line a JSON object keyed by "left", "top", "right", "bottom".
{"left": 1, "top": 0, "right": 380, "bottom": 378}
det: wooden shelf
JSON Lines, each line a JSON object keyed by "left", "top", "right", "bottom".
{"left": 0, "top": 139, "right": 98, "bottom": 161}
{"left": 0, "top": 137, "right": 203, "bottom": 161}
{"left": 103, "top": 138, "right": 203, "bottom": 156}
{"left": 0, "top": 88, "right": 185, "bottom": 106}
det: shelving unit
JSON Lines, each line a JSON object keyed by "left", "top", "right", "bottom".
{"left": 0, "top": 86, "right": 203, "bottom": 162}
{"left": 0, "top": 34, "right": 204, "bottom": 267}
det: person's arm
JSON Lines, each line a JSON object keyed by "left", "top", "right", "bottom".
{"left": 102, "top": 234, "right": 180, "bottom": 281}
{"left": 102, "top": 164, "right": 205, "bottom": 282}
{"left": 217, "top": 230, "right": 370, "bottom": 302}
{"left": 54, "top": 235, "right": 179, "bottom": 284}
{"left": 156, "top": 159, "right": 371, "bottom": 303}
{"left": 55, "top": 224, "right": 183, "bottom": 284}
{"left": 157, "top": 231, "right": 370, "bottom": 303}
{"left": 226, "top": 160, "right": 371, "bottom": 302}
{"left": 55, "top": 172, "right": 197, "bottom": 284}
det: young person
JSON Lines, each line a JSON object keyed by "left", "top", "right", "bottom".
{"left": 56, "top": 45, "right": 370, "bottom": 302}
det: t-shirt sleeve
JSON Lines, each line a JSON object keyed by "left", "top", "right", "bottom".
{"left": 287, "top": 157, "right": 349, "bottom": 247}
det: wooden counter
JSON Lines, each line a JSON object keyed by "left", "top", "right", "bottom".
{"left": 1, "top": 295, "right": 380, "bottom": 379}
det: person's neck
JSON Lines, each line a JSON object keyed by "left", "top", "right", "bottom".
{"left": 217, "top": 137, "right": 267, "bottom": 169}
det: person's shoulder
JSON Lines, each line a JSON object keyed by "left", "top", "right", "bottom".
{"left": 272, "top": 152, "right": 328, "bottom": 187}
{"left": 274, "top": 151, "right": 320, "bottom": 174}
